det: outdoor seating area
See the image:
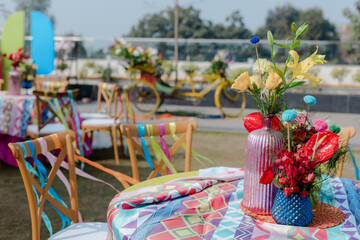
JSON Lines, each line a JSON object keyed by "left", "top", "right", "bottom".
{"left": 1, "top": 1, "right": 360, "bottom": 240}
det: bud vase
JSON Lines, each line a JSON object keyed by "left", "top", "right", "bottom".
{"left": 8, "top": 68, "right": 22, "bottom": 95}
{"left": 242, "top": 114, "right": 283, "bottom": 214}
{"left": 271, "top": 189, "right": 313, "bottom": 226}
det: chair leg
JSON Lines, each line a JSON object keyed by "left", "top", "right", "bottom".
{"left": 111, "top": 126, "right": 120, "bottom": 165}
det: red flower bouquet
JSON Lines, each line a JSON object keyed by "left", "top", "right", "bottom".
{"left": 260, "top": 131, "right": 339, "bottom": 198}
{"left": 5, "top": 47, "right": 29, "bottom": 68}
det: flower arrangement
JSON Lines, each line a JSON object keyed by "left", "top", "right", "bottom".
{"left": 18, "top": 58, "right": 38, "bottom": 82}
{"left": 204, "top": 50, "right": 230, "bottom": 79}
{"left": 110, "top": 38, "right": 162, "bottom": 76}
{"left": 3, "top": 47, "right": 30, "bottom": 68}
{"left": 259, "top": 96, "right": 347, "bottom": 203}
{"left": 231, "top": 23, "right": 327, "bottom": 115}
{"left": 55, "top": 38, "right": 75, "bottom": 71}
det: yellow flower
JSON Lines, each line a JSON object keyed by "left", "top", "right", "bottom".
{"left": 265, "top": 71, "right": 282, "bottom": 90}
{"left": 128, "top": 48, "right": 133, "bottom": 53}
{"left": 249, "top": 75, "right": 260, "bottom": 90}
{"left": 231, "top": 72, "right": 250, "bottom": 92}
{"left": 287, "top": 47, "right": 327, "bottom": 85}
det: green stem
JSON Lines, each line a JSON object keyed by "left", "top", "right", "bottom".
{"left": 269, "top": 94, "right": 279, "bottom": 114}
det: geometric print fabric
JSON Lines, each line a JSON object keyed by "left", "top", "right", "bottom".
{"left": 107, "top": 169, "right": 360, "bottom": 239}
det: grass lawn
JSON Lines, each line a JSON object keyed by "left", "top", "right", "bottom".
{"left": 0, "top": 131, "right": 358, "bottom": 239}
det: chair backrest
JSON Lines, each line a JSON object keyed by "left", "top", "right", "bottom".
{"left": 34, "top": 78, "right": 69, "bottom": 92}
{"left": 336, "top": 126, "right": 356, "bottom": 177}
{"left": 33, "top": 89, "right": 79, "bottom": 133}
{"left": 8, "top": 130, "right": 79, "bottom": 240}
{"left": 120, "top": 120, "right": 198, "bottom": 180}
{"left": 35, "top": 74, "right": 68, "bottom": 82}
{"left": 96, "top": 82, "right": 119, "bottom": 117}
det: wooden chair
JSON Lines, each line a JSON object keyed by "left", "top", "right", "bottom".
{"left": 336, "top": 126, "right": 356, "bottom": 177}
{"left": 35, "top": 74, "right": 68, "bottom": 82}
{"left": 81, "top": 86, "right": 123, "bottom": 165}
{"left": 27, "top": 89, "right": 79, "bottom": 138}
{"left": 120, "top": 120, "right": 198, "bottom": 181}
{"left": 8, "top": 130, "right": 108, "bottom": 240}
{"left": 80, "top": 82, "right": 118, "bottom": 120}
{"left": 34, "top": 78, "right": 69, "bottom": 92}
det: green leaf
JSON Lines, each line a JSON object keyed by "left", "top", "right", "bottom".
{"left": 287, "top": 80, "right": 306, "bottom": 89}
{"left": 267, "top": 31, "right": 274, "bottom": 45}
{"left": 273, "top": 42, "right": 290, "bottom": 48}
{"left": 296, "top": 23, "right": 309, "bottom": 37}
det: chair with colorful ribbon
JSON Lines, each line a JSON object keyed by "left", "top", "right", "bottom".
{"left": 120, "top": 120, "right": 205, "bottom": 181}
{"left": 8, "top": 130, "right": 108, "bottom": 240}
{"left": 27, "top": 89, "right": 80, "bottom": 139}
{"left": 336, "top": 126, "right": 358, "bottom": 178}
{"left": 34, "top": 77, "right": 69, "bottom": 92}
{"left": 81, "top": 86, "right": 124, "bottom": 165}
{"left": 80, "top": 82, "right": 118, "bottom": 120}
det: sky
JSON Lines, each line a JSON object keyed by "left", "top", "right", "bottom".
{"left": 0, "top": 0, "right": 358, "bottom": 38}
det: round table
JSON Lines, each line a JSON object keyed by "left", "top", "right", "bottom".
{"left": 107, "top": 169, "right": 360, "bottom": 240}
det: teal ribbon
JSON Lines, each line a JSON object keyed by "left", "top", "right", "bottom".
{"left": 137, "top": 124, "right": 154, "bottom": 170}
{"left": 18, "top": 141, "right": 72, "bottom": 236}
{"left": 348, "top": 146, "right": 359, "bottom": 180}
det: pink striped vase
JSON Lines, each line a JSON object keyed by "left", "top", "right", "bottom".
{"left": 242, "top": 114, "right": 283, "bottom": 214}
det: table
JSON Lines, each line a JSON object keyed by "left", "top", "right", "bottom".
{"left": 0, "top": 93, "right": 35, "bottom": 166}
{"left": 107, "top": 167, "right": 360, "bottom": 240}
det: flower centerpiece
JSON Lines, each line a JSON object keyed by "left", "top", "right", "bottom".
{"left": 232, "top": 22, "right": 328, "bottom": 214}
{"left": 18, "top": 58, "right": 38, "bottom": 89}
{"left": 3, "top": 47, "right": 30, "bottom": 94}
{"left": 258, "top": 97, "right": 346, "bottom": 226}
{"left": 110, "top": 38, "right": 162, "bottom": 83}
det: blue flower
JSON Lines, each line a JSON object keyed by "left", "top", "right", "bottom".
{"left": 282, "top": 109, "right": 297, "bottom": 122}
{"left": 303, "top": 95, "right": 316, "bottom": 105}
{"left": 250, "top": 36, "right": 260, "bottom": 44}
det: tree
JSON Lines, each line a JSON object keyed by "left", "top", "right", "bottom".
{"left": 343, "top": 0, "right": 360, "bottom": 63}
{"left": 256, "top": 4, "right": 338, "bottom": 40}
{"left": 127, "top": 6, "right": 213, "bottom": 38}
{"left": 126, "top": 6, "right": 252, "bottom": 61}
{"left": 256, "top": 4, "right": 338, "bottom": 62}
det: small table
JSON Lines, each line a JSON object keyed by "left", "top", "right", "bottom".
{"left": 0, "top": 94, "right": 35, "bottom": 166}
{"left": 107, "top": 168, "right": 360, "bottom": 239}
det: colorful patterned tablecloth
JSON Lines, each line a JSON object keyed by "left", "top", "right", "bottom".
{"left": 0, "top": 94, "right": 35, "bottom": 138}
{"left": 107, "top": 167, "right": 360, "bottom": 240}
{"left": 0, "top": 94, "right": 35, "bottom": 167}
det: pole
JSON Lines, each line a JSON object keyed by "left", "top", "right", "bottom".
{"left": 174, "top": 0, "right": 179, "bottom": 85}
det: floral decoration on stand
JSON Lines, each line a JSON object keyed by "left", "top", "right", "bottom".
{"left": 204, "top": 50, "right": 230, "bottom": 80}
{"left": 110, "top": 38, "right": 162, "bottom": 77}
{"left": 55, "top": 37, "right": 75, "bottom": 72}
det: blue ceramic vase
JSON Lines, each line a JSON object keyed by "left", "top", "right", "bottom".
{"left": 271, "top": 189, "right": 313, "bottom": 226}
